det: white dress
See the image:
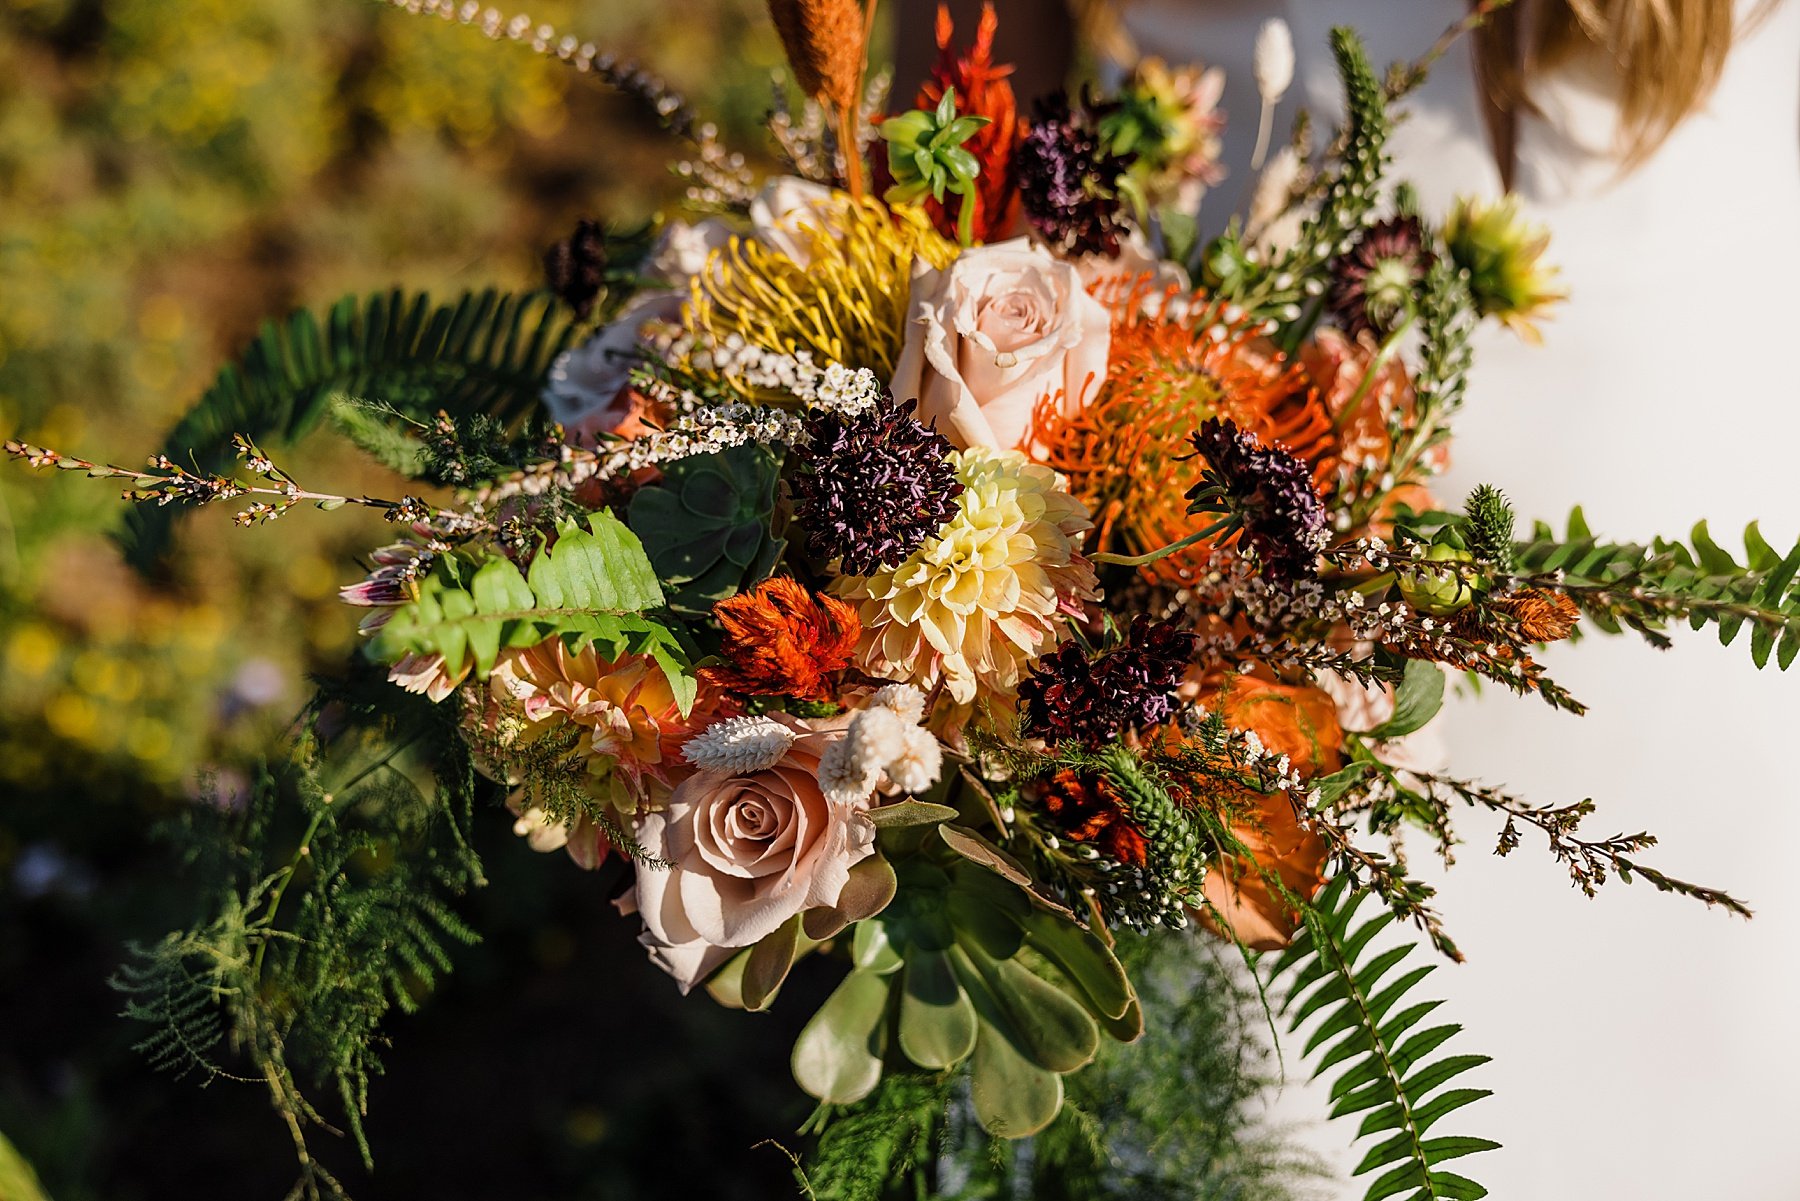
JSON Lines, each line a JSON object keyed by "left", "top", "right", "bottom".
{"left": 1123, "top": 2, "right": 1800, "bottom": 1198}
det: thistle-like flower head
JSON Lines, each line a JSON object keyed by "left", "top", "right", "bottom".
{"left": 543, "top": 218, "right": 609, "bottom": 320}
{"left": 1445, "top": 194, "right": 1566, "bottom": 342}
{"left": 1329, "top": 214, "right": 1433, "bottom": 339}
{"left": 1184, "top": 417, "right": 1328, "bottom": 579}
{"left": 1019, "top": 616, "right": 1197, "bottom": 747}
{"left": 1012, "top": 92, "right": 1134, "bottom": 258}
{"left": 792, "top": 392, "right": 964, "bottom": 575}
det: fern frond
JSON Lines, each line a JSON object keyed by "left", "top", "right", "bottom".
{"left": 121, "top": 288, "right": 574, "bottom": 565}
{"left": 373, "top": 511, "right": 698, "bottom": 712}
{"left": 1268, "top": 878, "right": 1497, "bottom": 1201}
{"left": 1516, "top": 513, "right": 1800, "bottom": 668}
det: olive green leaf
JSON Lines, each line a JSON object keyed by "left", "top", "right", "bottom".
{"left": 792, "top": 968, "right": 892, "bottom": 1105}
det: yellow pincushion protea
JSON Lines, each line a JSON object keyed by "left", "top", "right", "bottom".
{"left": 685, "top": 192, "right": 957, "bottom": 384}
{"left": 834, "top": 448, "right": 1098, "bottom": 715}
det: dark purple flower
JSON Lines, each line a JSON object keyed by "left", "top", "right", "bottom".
{"left": 1020, "top": 616, "right": 1196, "bottom": 746}
{"left": 1329, "top": 215, "right": 1433, "bottom": 339}
{"left": 792, "top": 393, "right": 963, "bottom": 576}
{"left": 1012, "top": 93, "right": 1134, "bottom": 259}
{"left": 1185, "top": 417, "right": 1327, "bottom": 579}
{"left": 544, "top": 218, "right": 609, "bottom": 319}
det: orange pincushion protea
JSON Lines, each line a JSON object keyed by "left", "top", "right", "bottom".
{"left": 704, "top": 577, "right": 862, "bottom": 702}
{"left": 909, "top": 2, "right": 1024, "bottom": 244}
{"left": 1031, "top": 279, "right": 1337, "bottom": 588}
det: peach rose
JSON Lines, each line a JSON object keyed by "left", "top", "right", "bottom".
{"left": 891, "top": 238, "right": 1111, "bottom": 453}
{"left": 626, "top": 713, "right": 876, "bottom": 991}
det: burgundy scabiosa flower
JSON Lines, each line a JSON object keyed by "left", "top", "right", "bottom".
{"left": 543, "top": 218, "right": 609, "bottom": 320}
{"left": 1019, "top": 616, "right": 1197, "bottom": 746}
{"left": 792, "top": 392, "right": 963, "bottom": 576}
{"left": 1012, "top": 92, "right": 1134, "bottom": 259}
{"left": 1185, "top": 417, "right": 1328, "bottom": 579}
{"left": 1328, "top": 214, "right": 1433, "bottom": 339}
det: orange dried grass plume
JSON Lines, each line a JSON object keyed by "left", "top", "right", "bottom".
{"left": 705, "top": 577, "right": 862, "bottom": 702}
{"left": 767, "top": 0, "right": 868, "bottom": 194}
{"left": 767, "top": 0, "right": 864, "bottom": 111}
{"left": 914, "top": 2, "right": 1024, "bottom": 243}
{"left": 1031, "top": 278, "right": 1338, "bottom": 589}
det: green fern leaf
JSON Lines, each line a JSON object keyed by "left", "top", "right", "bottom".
{"left": 374, "top": 512, "right": 697, "bottom": 713}
{"left": 121, "top": 288, "right": 574, "bottom": 566}
{"left": 1267, "top": 882, "right": 1497, "bottom": 1201}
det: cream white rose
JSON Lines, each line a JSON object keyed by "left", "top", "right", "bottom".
{"left": 541, "top": 293, "right": 681, "bottom": 445}
{"left": 627, "top": 714, "right": 876, "bottom": 992}
{"left": 891, "top": 238, "right": 1112, "bottom": 454}
{"left": 748, "top": 176, "right": 838, "bottom": 266}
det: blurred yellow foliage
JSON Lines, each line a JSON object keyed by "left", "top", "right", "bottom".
{"left": 0, "top": 0, "right": 778, "bottom": 796}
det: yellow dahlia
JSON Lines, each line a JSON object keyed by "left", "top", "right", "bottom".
{"left": 833, "top": 447, "right": 1098, "bottom": 714}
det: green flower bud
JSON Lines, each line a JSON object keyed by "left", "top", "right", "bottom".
{"left": 1398, "top": 543, "right": 1477, "bottom": 616}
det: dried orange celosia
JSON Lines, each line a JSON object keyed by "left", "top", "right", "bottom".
{"left": 1038, "top": 768, "right": 1149, "bottom": 867}
{"left": 1031, "top": 279, "right": 1338, "bottom": 589}
{"left": 1476, "top": 586, "right": 1581, "bottom": 644}
{"left": 705, "top": 577, "right": 861, "bottom": 702}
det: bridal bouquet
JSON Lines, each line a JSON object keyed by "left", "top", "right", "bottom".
{"left": 11, "top": 2, "right": 1795, "bottom": 1198}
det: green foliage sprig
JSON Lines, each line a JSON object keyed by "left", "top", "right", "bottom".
{"left": 1514, "top": 511, "right": 1800, "bottom": 668}
{"left": 1269, "top": 878, "right": 1497, "bottom": 1201}
{"left": 112, "top": 677, "right": 486, "bottom": 1201}
{"left": 122, "top": 288, "right": 575, "bottom": 566}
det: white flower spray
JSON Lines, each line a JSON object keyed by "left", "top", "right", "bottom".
{"left": 814, "top": 684, "right": 943, "bottom": 806}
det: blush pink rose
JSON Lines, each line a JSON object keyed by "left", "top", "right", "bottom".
{"left": 625, "top": 714, "right": 877, "bottom": 992}
{"left": 891, "top": 238, "right": 1111, "bottom": 454}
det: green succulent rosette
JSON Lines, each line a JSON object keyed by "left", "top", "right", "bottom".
{"left": 627, "top": 443, "right": 785, "bottom": 617}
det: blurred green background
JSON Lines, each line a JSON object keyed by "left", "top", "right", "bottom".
{"left": 0, "top": 1, "right": 817, "bottom": 1197}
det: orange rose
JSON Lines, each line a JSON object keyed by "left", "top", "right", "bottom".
{"left": 1217, "top": 674, "right": 1344, "bottom": 776}
{"left": 1200, "top": 788, "right": 1329, "bottom": 951}
{"left": 1196, "top": 674, "right": 1340, "bottom": 950}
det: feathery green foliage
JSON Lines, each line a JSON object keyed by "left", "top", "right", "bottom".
{"left": 1268, "top": 878, "right": 1496, "bottom": 1201}
{"left": 121, "top": 288, "right": 575, "bottom": 566}
{"left": 373, "top": 511, "right": 698, "bottom": 712}
{"left": 800, "top": 1073, "right": 955, "bottom": 1201}
{"left": 1517, "top": 511, "right": 1800, "bottom": 668}
{"left": 112, "top": 674, "right": 486, "bottom": 1200}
